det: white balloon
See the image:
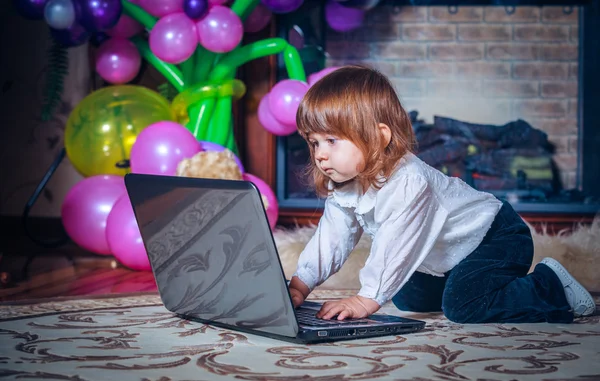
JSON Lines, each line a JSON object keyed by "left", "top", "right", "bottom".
{"left": 44, "top": 0, "right": 76, "bottom": 30}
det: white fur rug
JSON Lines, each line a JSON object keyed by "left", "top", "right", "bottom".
{"left": 273, "top": 216, "right": 600, "bottom": 292}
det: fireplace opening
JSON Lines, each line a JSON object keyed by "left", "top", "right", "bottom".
{"left": 274, "top": 1, "right": 600, "bottom": 214}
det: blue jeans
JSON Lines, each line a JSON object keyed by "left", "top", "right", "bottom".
{"left": 391, "top": 201, "right": 573, "bottom": 324}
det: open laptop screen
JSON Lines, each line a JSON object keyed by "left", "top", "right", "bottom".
{"left": 125, "top": 175, "right": 299, "bottom": 338}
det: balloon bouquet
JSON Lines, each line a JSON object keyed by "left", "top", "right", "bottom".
{"left": 14, "top": 0, "right": 330, "bottom": 272}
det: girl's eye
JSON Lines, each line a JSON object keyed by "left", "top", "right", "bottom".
{"left": 309, "top": 141, "right": 318, "bottom": 148}
{"left": 326, "top": 138, "right": 336, "bottom": 145}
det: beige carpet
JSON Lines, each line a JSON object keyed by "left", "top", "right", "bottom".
{"left": 273, "top": 216, "right": 600, "bottom": 292}
{"left": 1, "top": 292, "right": 599, "bottom": 381}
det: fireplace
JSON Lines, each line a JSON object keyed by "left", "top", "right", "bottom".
{"left": 273, "top": 0, "right": 600, "bottom": 214}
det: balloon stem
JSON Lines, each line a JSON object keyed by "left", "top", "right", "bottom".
{"left": 121, "top": 0, "right": 157, "bottom": 30}
{"left": 231, "top": 0, "right": 261, "bottom": 21}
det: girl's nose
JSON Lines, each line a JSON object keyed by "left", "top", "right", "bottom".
{"left": 315, "top": 147, "right": 328, "bottom": 161}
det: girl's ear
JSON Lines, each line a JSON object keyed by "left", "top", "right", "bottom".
{"left": 378, "top": 123, "right": 392, "bottom": 147}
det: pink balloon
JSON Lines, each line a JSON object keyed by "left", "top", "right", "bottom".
{"left": 138, "top": 0, "right": 183, "bottom": 17}
{"left": 105, "top": 14, "right": 144, "bottom": 38}
{"left": 199, "top": 141, "right": 245, "bottom": 172}
{"left": 130, "top": 121, "right": 202, "bottom": 175}
{"left": 196, "top": 5, "right": 243, "bottom": 53}
{"left": 258, "top": 93, "right": 297, "bottom": 136}
{"left": 106, "top": 195, "right": 151, "bottom": 271}
{"left": 208, "top": 0, "right": 228, "bottom": 4}
{"left": 244, "top": 3, "right": 271, "bottom": 33}
{"left": 150, "top": 13, "right": 198, "bottom": 64}
{"left": 95, "top": 38, "right": 141, "bottom": 84}
{"left": 308, "top": 66, "right": 341, "bottom": 86}
{"left": 325, "top": 0, "right": 365, "bottom": 32}
{"left": 268, "top": 79, "right": 309, "bottom": 126}
{"left": 61, "top": 175, "right": 126, "bottom": 255}
{"left": 243, "top": 173, "right": 278, "bottom": 230}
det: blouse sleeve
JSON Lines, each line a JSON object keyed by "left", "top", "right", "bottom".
{"left": 293, "top": 196, "right": 363, "bottom": 292}
{"left": 357, "top": 174, "right": 448, "bottom": 306}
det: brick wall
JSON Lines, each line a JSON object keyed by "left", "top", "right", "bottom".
{"left": 325, "top": 5, "right": 579, "bottom": 189}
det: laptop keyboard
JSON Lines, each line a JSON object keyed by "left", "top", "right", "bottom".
{"left": 295, "top": 308, "right": 372, "bottom": 326}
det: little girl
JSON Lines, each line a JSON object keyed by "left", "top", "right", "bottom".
{"left": 288, "top": 65, "right": 596, "bottom": 324}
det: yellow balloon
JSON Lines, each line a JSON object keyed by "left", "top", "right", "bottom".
{"left": 65, "top": 85, "right": 174, "bottom": 177}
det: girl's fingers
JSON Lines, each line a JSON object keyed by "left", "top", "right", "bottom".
{"left": 337, "top": 310, "right": 351, "bottom": 320}
{"left": 322, "top": 304, "right": 349, "bottom": 320}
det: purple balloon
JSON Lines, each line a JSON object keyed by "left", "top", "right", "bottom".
{"left": 95, "top": 38, "right": 141, "bottom": 84}
{"left": 260, "top": 0, "right": 303, "bottom": 14}
{"left": 308, "top": 66, "right": 341, "bottom": 86}
{"left": 325, "top": 0, "right": 364, "bottom": 32}
{"left": 184, "top": 0, "right": 208, "bottom": 19}
{"left": 79, "top": 0, "right": 122, "bottom": 32}
{"left": 105, "top": 13, "right": 144, "bottom": 38}
{"left": 149, "top": 12, "right": 198, "bottom": 64}
{"left": 268, "top": 79, "right": 309, "bottom": 126}
{"left": 258, "top": 93, "right": 297, "bottom": 136}
{"left": 90, "top": 31, "right": 110, "bottom": 46}
{"left": 244, "top": 3, "right": 272, "bottom": 33}
{"left": 196, "top": 5, "right": 243, "bottom": 53}
{"left": 130, "top": 121, "right": 202, "bottom": 176}
{"left": 138, "top": 0, "right": 183, "bottom": 17}
{"left": 61, "top": 175, "right": 126, "bottom": 255}
{"left": 106, "top": 195, "right": 151, "bottom": 271}
{"left": 13, "top": 0, "right": 48, "bottom": 20}
{"left": 50, "top": 23, "right": 90, "bottom": 47}
{"left": 199, "top": 141, "right": 245, "bottom": 173}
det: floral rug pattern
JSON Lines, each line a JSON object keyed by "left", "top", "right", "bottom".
{"left": 0, "top": 292, "right": 599, "bottom": 381}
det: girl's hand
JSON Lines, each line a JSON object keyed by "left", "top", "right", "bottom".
{"left": 316, "top": 296, "right": 380, "bottom": 320}
{"left": 288, "top": 276, "right": 310, "bottom": 308}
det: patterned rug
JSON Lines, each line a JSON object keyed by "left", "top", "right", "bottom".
{"left": 1, "top": 291, "right": 599, "bottom": 381}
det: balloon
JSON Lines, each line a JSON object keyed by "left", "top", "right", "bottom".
{"left": 199, "top": 141, "right": 244, "bottom": 173}
{"left": 50, "top": 22, "right": 89, "bottom": 47}
{"left": 208, "top": 0, "right": 228, "bottom": 5}
{"left": 261, "top": 0, "right": 303, "bottom": 13}
{"left": 340, "top": 0, "right": 380, "bottom": 9}
{"left": 79, "top": 0, "right": 122, "bottom": 32}
{"left": 243, "top": 3, "right": 271, "bottom": 33}
{"left": 89, "top": 31, "right": 110, "bottom": 47}
{"left": 130, "top": 121, "right": 202, "bottom": 176}
{"left": 95, "top": 38, "right": 142, "bottom": 84}
{"left": 105, "top": 14, "right": 144, "bottom": 38}
{"left": 325, "top": 0, "right": 365, "bottom": 32}
{"left": 243, "top": 173, "right": 278, "bottom": 230}
{"left": 196, "top": 6, "right": 243, "bottom": 53}
{"left": 138, "top": 0, "right": 184, "bottom": 17}
{"left": 61, "top": 175, "right": 126, "bottom": 255}
{"left": 149, "top": 13, "right": 198, "bottom": 64}
{"left": 308, "top": 66, "right": 341, "bottom": 86}
{"left": 268, "top": 79, "right": 309, "bottom": 126}
{"left": 106, "top": 195, "right": 151, "bottom": 271}
{"left": 184, "top": 0, "right": 208, "bottom": 19}
{"left": 65, "top": 85, "right": 174, "bottom": 177}
{"left": 258, "top": 93, "right": 297, "bottom": 136}
{"left": 12, "top": 0, "right": 48, "bottom": 20}
{"left": 171, "top": 79, "right": 246, "bottom": 124}
{"left": 43, "top": 0, "right": 76, "bottom": 29}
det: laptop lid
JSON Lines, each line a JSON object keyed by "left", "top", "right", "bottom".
{"left": 125, "top": 174, "right": 300, "bottom": 338}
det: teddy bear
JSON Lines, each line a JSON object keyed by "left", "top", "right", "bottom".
{"left": 176, "top": 149, "right": 243, "bottom": 180}
{"left": 176, "top": 149, "right": 271, "bottom": 211}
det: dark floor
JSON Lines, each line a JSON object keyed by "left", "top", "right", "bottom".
{"left": 0, "top": 217, "right": 157, "bottom": 302}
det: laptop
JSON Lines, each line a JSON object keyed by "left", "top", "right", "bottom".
{"left": 124, "top": 173, "right": 426, "bottom": 344}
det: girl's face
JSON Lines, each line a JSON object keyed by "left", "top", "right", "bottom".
{"left": 307, "top": 133, "right": 365, "bottom": 183}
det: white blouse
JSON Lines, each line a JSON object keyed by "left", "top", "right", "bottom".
{"left": 293, "top": 153, "right": 503, "bottom": 306}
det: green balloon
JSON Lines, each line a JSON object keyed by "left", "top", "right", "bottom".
{"left": 64, "top": 85, "right": 174, "bottom": 177}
